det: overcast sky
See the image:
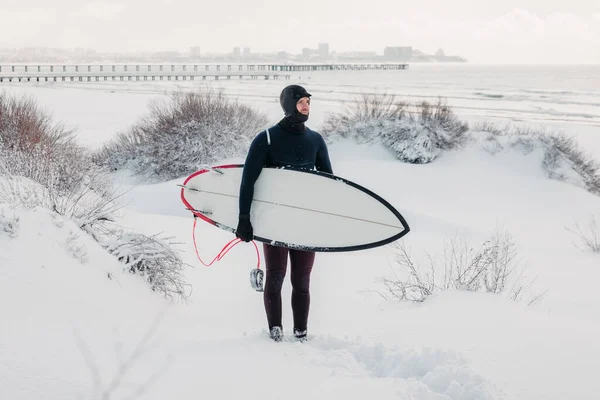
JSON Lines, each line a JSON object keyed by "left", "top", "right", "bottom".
{"left": 1, "top": 0, "right": 599, "bottom": 64}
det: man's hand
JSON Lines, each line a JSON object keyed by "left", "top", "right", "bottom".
{"left": 235, "top": 214, "right": 253, "bottom": 242}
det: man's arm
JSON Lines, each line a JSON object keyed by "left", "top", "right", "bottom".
{"left": 239, "top": 131, "right": 269, "bottom": 216}
{"left": 315, "top": 135, "right": 333, "bottom": 174}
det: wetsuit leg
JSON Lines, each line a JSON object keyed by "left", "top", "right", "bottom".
{"left": 262, "top": 243, "right": 289, "bottom": 330}
{"left": 289, "top": 249, "right": 315, "bottom": 333}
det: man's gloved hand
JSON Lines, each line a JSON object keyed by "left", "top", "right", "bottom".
{"left": 236, "top": 214, "right": 253, "bottom": 242}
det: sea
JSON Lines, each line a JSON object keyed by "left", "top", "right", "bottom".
{"left": 1, "top": 63, "right": 599, "bottom": 155}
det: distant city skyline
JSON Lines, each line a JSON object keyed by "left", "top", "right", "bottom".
{"left": 0, "top": 43, "right": 445, "bottom": 56}
{"left": 0, "top": 44, "right": 466, "bottom": 64}
{"left": 1, "top": 1, "right": 598, "bottom": 64}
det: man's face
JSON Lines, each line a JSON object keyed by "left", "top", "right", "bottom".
{"left": 296, "top": 97, "right": 310, "bottom": 116}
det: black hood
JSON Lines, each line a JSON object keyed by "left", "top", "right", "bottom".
{"left": 279, "top": 84, "right": 312, "bottom": 124}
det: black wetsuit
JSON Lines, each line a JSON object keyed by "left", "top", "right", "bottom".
{"left": 238, "top": 85, "right": 333, "bottom": 335}
{"left": 238, "top": 120, "right": 333, "bottom": 215}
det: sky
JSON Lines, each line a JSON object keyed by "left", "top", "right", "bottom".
{"left": 1, "top": 0, "right": 599, "bottom": 64}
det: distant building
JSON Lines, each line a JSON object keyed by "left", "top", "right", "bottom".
{"left": 383, "top": 46, "right": 413, "bottom": 61}
{"left": 433, "top": 48, "right": 467, "bottom": 62}
{"left": 243, "top": 47, "right": 251, "bottom": 57}
{"left": 318, "top": 43, "right": 329, "bottom": 57}
{"left": 233, "top": 47, "right": 241, "bottom": 57}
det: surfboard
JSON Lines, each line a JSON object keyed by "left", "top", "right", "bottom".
{"left": 180, "top": 164, "right": 410, "bottom": 252}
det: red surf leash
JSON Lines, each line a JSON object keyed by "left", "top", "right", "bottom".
{"left": 191, "top": 216, "right": 264, "bottom": 291}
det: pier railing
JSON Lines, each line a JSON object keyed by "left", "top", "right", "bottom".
{"left": 0, "top": 63, "right": 408, "bottom": 83}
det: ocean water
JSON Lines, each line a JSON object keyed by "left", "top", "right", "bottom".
{"left": 210, "top": 63, "right": 600, "bottom": 132}
{"left": 1, "top": 63, "right": 599, "bottom": 154}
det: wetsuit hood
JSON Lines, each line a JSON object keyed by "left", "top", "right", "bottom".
{"left": 279, "top": 84, "right": 311, "bottom": 124}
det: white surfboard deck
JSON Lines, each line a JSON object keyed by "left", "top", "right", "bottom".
{"left": 180, "top": 164, "right": 409, "bottom": 252}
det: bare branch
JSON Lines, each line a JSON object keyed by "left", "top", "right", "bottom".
{"left": 384, "top": 228, "right": 543, "bottom": 305}
{"left": 566, "top": 215, "right": 600, "bottom": 253}
{"left": 99, "top": 304, "right": 171, "bottom": 400}
{"left": 72, "top": 327, "right": 104, "bottom": 399}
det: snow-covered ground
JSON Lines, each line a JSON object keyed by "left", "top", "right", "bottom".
{"left": 1, "top": 66, "right": 600, "bottom": 399}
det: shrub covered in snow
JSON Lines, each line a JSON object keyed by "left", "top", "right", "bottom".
{"left": 0, "top": 92, "right": 113, "bottom": 227}
{"left": 0, "top": 92, "right": 75, "bottom": 154}
{"left": 0, "top": 92, "right": 96, "bottom": 195}
{"left": 381, "top": 228, "right": 545, "bottom": 305}
{"left": 0, "top": 92, "right": 190, "bottom": 300}
{"left": 475, "top": 123, "right": 600, "bottom": 196}
{"left": 321, "top": 92, "right": 600, "bottom": 197}
{"left": 0, "top": 152, "right": 120, "bottom": 230}
{"left": 88, "top": 222, "right": 191, "bottom": 300}
{"left": 93, "top": 89, "right": 268, "bottom": 181}
{"left": 1, "top": 174, "right": 190, "bottom": 299}
{"left": 321, "top": 93, "right": 469, "bottom": 163}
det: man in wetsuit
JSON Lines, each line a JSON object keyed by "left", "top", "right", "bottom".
{"left": 236, "top": 84, "right": 333, "bottom": 342}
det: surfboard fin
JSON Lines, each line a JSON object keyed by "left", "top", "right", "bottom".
{"left": 184, "top": 207, "right": 213, "bottom": 216}
{"left": 197, "top": 165, "right": 224, "bottom": 174}
{"left": 177, "top": 184, "right": 201, "bottom": 193}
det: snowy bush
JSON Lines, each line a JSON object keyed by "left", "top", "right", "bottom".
{"left": 0, "top": 92, "right": 75, "bottom": 154}
{"left": 89, "top": 222, "right": 191, "bottom": 300}
{"left": 0, "top": 92, "right": 190, "bottom": 300}
{"left": 93, "top": 88, "right": 268, "bottom": 181}
{"left": 0, "top": 174, "right": 191, "bottom": 300}
{"left": 0, "top": 92, "right": 117, "bottom": 229}
{"left": 0, "top": 155, "right": 121, "bottom": 231}
{"left": 380, "top": 228, "right": 545, "bottom": 305}
{"left": 475, "top": 123, "right": 600, "bottom": 196}
{"left": 322, "top": 93, "right": 469, "bottom": 163}
{"left": 566, "top": 215, "right": 600, "bottom": 253}
{"left": 0, "top": 93, "right": 99, "bottom": 197}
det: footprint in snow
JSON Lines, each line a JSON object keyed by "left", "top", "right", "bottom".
{"left": 264, "top": 333, "right": 508, "bottom": 400}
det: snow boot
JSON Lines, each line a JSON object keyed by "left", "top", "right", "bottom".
{"left": 270, "top": 326, "right": 283, "bottom": 342}
{"left": 294, "top": 329, "right": 307, "bottom": 343}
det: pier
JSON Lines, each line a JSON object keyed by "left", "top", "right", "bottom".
{"left": 0, "top": 63, "right": 408, "bottom": 84}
